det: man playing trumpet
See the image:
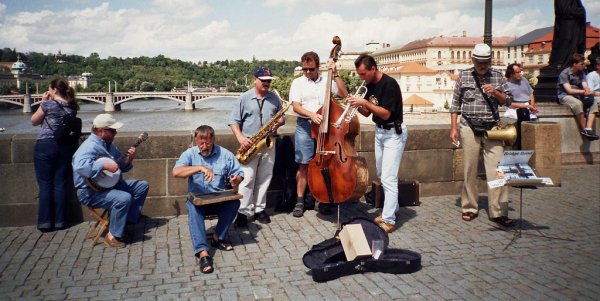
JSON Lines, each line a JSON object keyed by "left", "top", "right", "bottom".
{"left": 347, "top": 54, "right": 406, "bottom": 233}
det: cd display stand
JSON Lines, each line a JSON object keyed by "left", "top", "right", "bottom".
{"left": 488, "top": 151, "right": 574, "bottom": 250}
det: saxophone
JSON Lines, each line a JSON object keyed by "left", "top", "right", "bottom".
{"left": 236, "top": 99, "right": 290, "bottom": 165}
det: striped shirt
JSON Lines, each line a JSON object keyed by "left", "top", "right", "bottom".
{"left": 450, "top": 67, "right": 513, "bottom": 123}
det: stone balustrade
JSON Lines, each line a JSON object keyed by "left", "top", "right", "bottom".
{"left": 0, "top": 104, "right": 597, "bottom": 227}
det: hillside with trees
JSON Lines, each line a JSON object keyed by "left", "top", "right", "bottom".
{"left": 0, "top": 48, "right": 361, "bottom": 100}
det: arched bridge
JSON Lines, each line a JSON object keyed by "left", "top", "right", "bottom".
{"left": 0, "top": 91, "right": 242, "bottom": 113}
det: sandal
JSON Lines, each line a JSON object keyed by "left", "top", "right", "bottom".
{"left": 490, "top": 216, "right": 513, "bottom": 227}
{"left": 199, "top": 255, "right": 213, "bottom": 274}
{"left": 462, "top": 212, "right": 478, "bottom": 222}
{"left": 376, "top": 220, "right": 395, "bottom": 233}
{"left": 210, "top": 237, "right": 234, "bottom": 251}
{"left": 292, "top": 203, "right": 304, "bottom": 218}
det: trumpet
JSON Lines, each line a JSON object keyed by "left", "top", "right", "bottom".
{"left": 333, "top": 80, "right": 368, "bottom": 129}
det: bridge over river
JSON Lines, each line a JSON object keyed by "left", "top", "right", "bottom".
{"left": 0, "top": 91, "right": 242, "bottom": 113}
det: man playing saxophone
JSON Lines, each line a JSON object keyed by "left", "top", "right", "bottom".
{"left": 229, "top": 67, "right": 285, "bottom": 227}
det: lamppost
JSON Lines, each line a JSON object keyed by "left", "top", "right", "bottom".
{"left": 484, "top": 0, "right": 492, "bottom": 47}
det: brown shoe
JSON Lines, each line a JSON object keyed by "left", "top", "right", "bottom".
{"left": 104, "top": 235, "right": 125, "bottom": 249}
{"left": 374, "top": 210, "right": 401, "bottom": 224}
{"left": 376, "top": 220, "right": 395, "bottom": 233}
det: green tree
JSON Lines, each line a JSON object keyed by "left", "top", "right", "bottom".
{"left": 139, "top": 81, "right": 155, "bottom": 91}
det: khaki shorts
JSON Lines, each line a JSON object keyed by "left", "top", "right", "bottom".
{"left": 559, "top": 95, "right": 599, "bottom": 115}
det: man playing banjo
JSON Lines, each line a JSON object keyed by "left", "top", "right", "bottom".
{"left": 72, "top": 113, "right": 149, "bottom": 248}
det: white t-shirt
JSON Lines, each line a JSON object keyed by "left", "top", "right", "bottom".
{"left": 289, "top": 74, "right": 339, "bottom": 114}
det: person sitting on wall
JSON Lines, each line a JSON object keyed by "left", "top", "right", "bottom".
{"left": 586, "top": 57, "right": 600, "bottom": 115}
{"left": 504, "top": 63, "right": 538, "bottom": 149}
{"left": 172, "top": 125, "right": 244, "bottom": 274}
{"left": 557, "top": 53, "right": 599, "bottom": 141}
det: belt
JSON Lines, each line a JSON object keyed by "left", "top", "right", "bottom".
{"left": 376, "top": 123, "right": 395, "bottom": 130}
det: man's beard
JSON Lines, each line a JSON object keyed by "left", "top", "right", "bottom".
{"left": 475, "top": 66, "right": 489, "bottom": 75}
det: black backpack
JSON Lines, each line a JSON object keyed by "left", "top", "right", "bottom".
{"left": 51, "top": 100, "right": 82, "bottom": 145}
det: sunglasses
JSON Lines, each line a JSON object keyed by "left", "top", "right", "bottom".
{"left": 302, "top": 67, "right": 316, "bottom": 72}
{"left": 260, "top": 79, "right": 272, "bottom": 83}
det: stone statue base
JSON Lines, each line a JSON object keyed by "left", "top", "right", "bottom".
{"left": 533, "top": 66, "right": 561, "bottom": 103}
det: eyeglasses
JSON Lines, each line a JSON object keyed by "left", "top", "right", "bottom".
{"left": 260, "top": 79, "right": 272, "bottom": 83}
{"left": 302, "top": 67, "right": 316, "bottom": 72}
{"left": 103, "top": 128, "right": 117, "bottom": 134}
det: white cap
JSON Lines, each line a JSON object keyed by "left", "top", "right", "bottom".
{"left": 93, "top": 113, "right": 123, "bottom": 129}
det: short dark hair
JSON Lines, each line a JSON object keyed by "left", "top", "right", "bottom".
{"left": 301, "top": 51, "right": 320, "bottom": 66}
{"left": 505, "top": 63, "right": 522, "bottom": 78}
{"left": 569, "top": 53, "right": 585, "bottom": 66}
{"left": 194, "top": 125, "right": 214, "bottom": 139}
{"left": 354, "top": 54, "right": 377, "bottom": 70}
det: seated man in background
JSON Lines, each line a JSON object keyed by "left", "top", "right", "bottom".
{"left": 72, "top": 113, "right": 149, "bottom": 249}
{"left": 586, "top": 57, "right": 600, "bottom": 110}
{"left": 557, "top": 53, "right": 599, "bottom": 141}
{"left": 172, "top": 125, "right": 244, "bottom": 274}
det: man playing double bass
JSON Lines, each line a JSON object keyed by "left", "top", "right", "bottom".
{"left": 290, "top": 51, "right": 348, "bottom": 217}
{"left": 348, "top": 54, "right": 407, "bottom": 233}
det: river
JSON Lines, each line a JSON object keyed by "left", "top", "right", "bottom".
{"left": 0, "top": 97, "right": 450, "bottom": 135}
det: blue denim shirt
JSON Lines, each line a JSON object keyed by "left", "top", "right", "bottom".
{"left": 174, "top": 144, "right": 243, "bottom": 194}
{"left": 72, "top": 134, "right": 133, "bottom": 189}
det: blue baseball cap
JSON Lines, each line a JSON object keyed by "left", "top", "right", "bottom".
{"left": 254, "top": 67, "right": 274, "bottom": 80}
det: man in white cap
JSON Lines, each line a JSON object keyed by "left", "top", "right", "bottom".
{"left": 72, "top": 113, "right": 149, "bottom": 248}
{"left": 449, "top": 43, "right": 515, "bottom": 227}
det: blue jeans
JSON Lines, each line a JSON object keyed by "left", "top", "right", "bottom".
{"left": 34, "top": 138, "right": 72, "bottom": 230}
{"left": 77, "top": 179, "right": 149, "bottom": 238}
{"left": 186, "top": 198, "right": 240, "bottom": 256}
{"left": 375, "top": 125, "right": 408, "bottom": 225}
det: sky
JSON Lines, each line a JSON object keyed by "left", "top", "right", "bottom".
{"left": 0, "top": 0, "right": 598, "bottom": 63}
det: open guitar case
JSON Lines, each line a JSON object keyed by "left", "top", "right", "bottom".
{"left": 302, "top": 216, "right": 421, "bottom": 282}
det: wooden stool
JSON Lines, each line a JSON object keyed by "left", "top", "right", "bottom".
{"left": 84, "top": 207, "right": 109, "bottom": 246}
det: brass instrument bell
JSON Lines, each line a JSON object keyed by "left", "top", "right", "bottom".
{"left": 484, "top": 123, "right": 517, "bottom": 146}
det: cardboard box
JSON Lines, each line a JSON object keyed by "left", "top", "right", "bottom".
{"left": 339, "top": 224, "right": 372, "bottom": 261}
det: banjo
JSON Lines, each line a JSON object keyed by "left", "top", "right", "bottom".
{"left": 86, "top": 132, "right": 149, "bottom": 191}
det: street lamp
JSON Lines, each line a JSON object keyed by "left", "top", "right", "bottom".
{"left": 484, "top": 0, "right": 492, "bottom": 47}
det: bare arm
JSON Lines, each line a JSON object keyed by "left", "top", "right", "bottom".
{"left": 229, "top": 124, "right": 251, "bottom": 149}
{"left": 347, "top": 96, "right": 390, "bottom": 120}
{"left": 450, "top": 112, "right": 459, "bottom": 144}
{"left": 292, "top": 101, "right": 323, "bottom": 125}
{"left": 31, "top": 105, "right": 45, "bottom": 126}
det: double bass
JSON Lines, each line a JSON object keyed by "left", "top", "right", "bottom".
{"left": 307, "top": 36, "right": 369, "bottom": 204}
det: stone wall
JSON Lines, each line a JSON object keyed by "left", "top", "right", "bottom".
{"left": 0, "top": 103, "right": 597, "bottom": 227}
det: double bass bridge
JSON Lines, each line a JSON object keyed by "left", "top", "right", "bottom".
{"left": 317, "top": 150, "right": 336, "bottom": 155}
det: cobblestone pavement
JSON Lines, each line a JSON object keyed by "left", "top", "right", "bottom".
{"left": 1, "top": 165, "right": 598, "bottom": 300}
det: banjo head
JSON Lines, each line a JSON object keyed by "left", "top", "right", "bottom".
{"left": 94, "top": 157, "right": 121, "bottom": 188}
